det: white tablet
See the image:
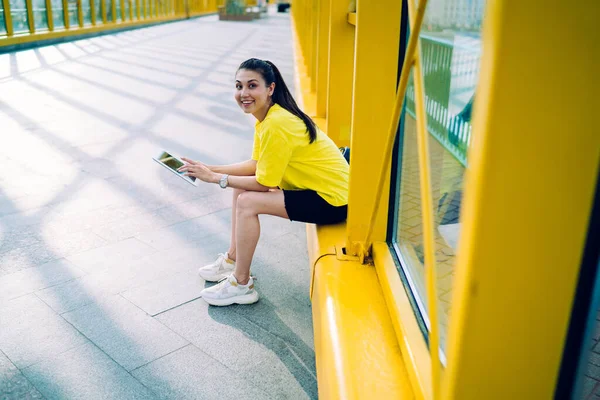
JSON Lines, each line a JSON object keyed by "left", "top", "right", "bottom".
{"left": 152, "top": 150, "right": 198, "bottom": 186}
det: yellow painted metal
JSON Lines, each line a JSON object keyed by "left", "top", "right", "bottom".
{"left": 441, "top": 0, "right": 600, "bottom": 398}
{"left": 120, "top": 0, "right": 125, "bottom": 21}
{"left": 90, "top": 0, "right": 96, "bottom": 25}
{"left": 101, "top": 0, "right": 106, "bottom": 24}
{"left": 308, "top": 0, "right": 317, "bottom": 92}
{"left": 135, "top": 0, "right": 140, "bottom": 19}
{"left": 77, "top": 0, "right": 83, "bottom": 27}
{"left": 45, "top": 0, "right": 54, "bottom": 30}
{"left": 324, "top": 0, "right": 355, "bottom": 147}
{"left": 405, "top": 0, "right": 441, "bottom": 395}
{"left": 128, "top": 0, "right": 132, "bottom": 20}
{"left": 346, "top": 0, "right": 401, "bottom": 254}
{"left": 2, "top": 0, "right": 13, "bottom": 36}
{"left": 26, "top": 0, "right": 35, "bottom": 33}
{"left": 315, "top": 0, "right": 329, "bottom": 118}
{"left": 346, "top": 11, "right": 355, "bottom": 26}
{"left": 362, "top": 0, "right": 426, "bottom": 258}
{"left": 373, "top": 242, "right": 432, "bottom": 399}
{"left": 111, "top": 0, "right": 116, "bottom": 22}
{"left": 62, "top": 0, "right": 69, "bottom": 28}
{"left": 0, "top": 15, "right": 180, "bottom": 46}
{"left": 308, "top": 224, "right": 415, "bottom": 400}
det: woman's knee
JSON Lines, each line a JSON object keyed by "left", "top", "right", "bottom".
{"left": 236, "top": 192, "right": 258, "bottom": 215}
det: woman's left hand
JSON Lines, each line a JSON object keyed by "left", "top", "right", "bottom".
{"left": 178, "top": 162, "right": 219, "bottom": 184}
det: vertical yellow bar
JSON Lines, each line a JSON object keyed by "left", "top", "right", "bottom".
{"left": 135, "top": 0, "right": 139, "bottom": 18}
{"left": 101, "top": 0, "right": 106, "bottom": 23}
{"left": 309, "top": 0, "right": 318, "bottom": 92}
{"left": 45, "top": 0, "right": 55, "bottom": 30}
{"left": 347, "top": 0, "right": 402, "bottom": 244}
{"left": 442, "top": 0, "right": 600, "bottom": 398}
{"left": 90, "top": 0, "right": 96, "bottom": 24}
{"left": 325, "top": 0, "right": 355, "bottom": 147}
{"left": 111, "top": 0, "right": 115, "bottom": 21}
{"left": 62, "top": 0, "right": 69, "bottom": 28}
{"left": 2, "top": 0, "right": 13, "bottom": 36}
{"left": 26, "top": 0, "right": 35, "bottom": 33}
{"left": 120, "top": 0, "right": 124, "bottom": 20}
{"left": 77, "top": 0, "right": 83, "bottom": 27}
{"left": 128, "top": 0, "right": 132, "bottom": 19}
{"left": 315, "top": 0, "right": 329, "bottom": 117}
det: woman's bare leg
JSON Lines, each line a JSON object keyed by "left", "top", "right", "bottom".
{"left": 234, "top": 190, "right": 289, "bottom": 284}
{"left": 227, "top": 188, "right": 246, "bottom": 261}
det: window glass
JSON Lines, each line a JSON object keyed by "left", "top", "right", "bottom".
{"left": 0, "top": 5, "right": 6, "bottom": 35}
{"left": 10, "top": 0, "right": 30, "bottom": 33}
{"left": 51, "top": 0, "right": 65, "bottom": 29}
{"left": 392, "top": 0, "right": 486, "bottom": 355}
{"left": 32, "top": 0, "right": 48, "bottom": 30}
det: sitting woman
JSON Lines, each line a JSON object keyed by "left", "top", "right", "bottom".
{"left": 179, "top": 58, "right": 349, "bottom": 307}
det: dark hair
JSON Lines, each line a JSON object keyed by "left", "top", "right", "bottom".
{"left": 237, "top": 58, "right": 317, "bottom": 144}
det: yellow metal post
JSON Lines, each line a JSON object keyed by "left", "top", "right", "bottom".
{"left": 46, "top": 0, "right": 54, "bottom": 30}
{"left": 315, "top": 0, "right": 329, "bottom": 118}
{"left": 111, "top": 0, "right": 115, "bottom": 21}
{"left": 26, "top": 0, "right": 35, "bottom": 33}
{"left": 347, "top": 0, "right": 402, "bottom": 249}
{"left": 135, "top": 0, "right": 139, "bottom": 18}
{"left": 62, "top": 0, "right": 69, "bottom": 28}
{"left": 309, "top": 0, "right": 318, "bottom": 92}
{"left": 325, "top": 0, "right": 355, "bottom": 147}
{"left": 90, "top": 0, "right": 96, "bottom": 24}
{"left": 120, "top": 0, "right": 125, "bottom": 20}
{"left": 2, "top": 0, "right": 13, "bottom": 36}
{"left": 77, "top": 0, "right": 83, "bottom": 27}
{"left": 101, "top": 0, "right": 106, "bottom": 23}
{"left": 442, "top": 0, "right": 600, "bottom": 398}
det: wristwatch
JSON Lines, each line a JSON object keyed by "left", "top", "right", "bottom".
{"left": 219, "top": 174, "right": 229, "bottom": 189}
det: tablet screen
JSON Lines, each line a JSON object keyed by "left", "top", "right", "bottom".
{"left": 156, "top": 151, "right": 197, "bottom": 183}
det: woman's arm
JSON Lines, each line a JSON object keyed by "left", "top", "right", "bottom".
{"left": 178, "top": 163, "right": 273, "bottom": 192}
{"left": 181, "top": 158, "right": 257, "bottom": 176}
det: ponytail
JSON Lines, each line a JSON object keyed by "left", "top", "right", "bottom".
{"left": 237, "top": 58, "right": 318, "bottom": 143}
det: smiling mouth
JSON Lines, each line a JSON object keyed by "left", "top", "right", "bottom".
{"left": 241, "top": 100, "right": 254, "bottom": 107}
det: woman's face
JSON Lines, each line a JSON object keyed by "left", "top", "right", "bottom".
{"left": 235, "top": 69, "right": 274, "bottom": 120}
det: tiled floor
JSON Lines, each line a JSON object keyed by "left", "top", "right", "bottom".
{"left": 0, "top": 10, "right": 317, "bottom": 399}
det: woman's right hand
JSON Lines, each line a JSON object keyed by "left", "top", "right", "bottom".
{"left": 179, "top": 157, "right": 209, "bottom": 170}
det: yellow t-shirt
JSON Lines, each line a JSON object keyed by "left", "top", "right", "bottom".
{"left": 251, "top": 104, "right": 349, "bottom": 206}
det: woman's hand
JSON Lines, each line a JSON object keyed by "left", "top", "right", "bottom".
{"left": 178, "top": 158, "right": 220, "bottom": 184}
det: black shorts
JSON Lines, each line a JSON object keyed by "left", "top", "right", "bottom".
{"left": 283, "top": 190, "right": 347, "bottom": 225}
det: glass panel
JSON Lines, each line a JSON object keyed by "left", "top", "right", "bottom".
{"left": 32, "top": 0, "right": 48, "bottom": 30}
{"left": 115, "top": 0, "right": 121, "bottom": 21}
{"left": 66, "top": 0, "right": 77, "bottom": 26}
{"left": 392, "top": 0, "right": 487, "bottom": 356}
{"left": 106, "top": 0, "right": 112, "bottom": 21}
{"left": 10, "top": 0, "right": 30, "bottom": 33}
{"left": 0, "top": 4, "right": 6, "bottom": 34}
{"left": 50, "top": 0, "right": 63, "bottom": 28}
{"left": 82, "top": 0, "right": 91, "bottom": 24}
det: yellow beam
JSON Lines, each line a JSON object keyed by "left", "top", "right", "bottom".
{"left": 0, "top": 15, "right": 181, "bottom": 46}
{"left": 101, "top": 0, "right": 106, "bottom": 24}
{"left": 442, "top": 0, "right": 600, "bottom": 398}
{"left": 90, "top": 0, "right": 96, "bottom": 25}
{"left": 45, "top": 0, "right": 54, "bottom": 30}
{"left": 77, "top": 0, "right": 84, "bottom": 27}
{"left": 62, "top": 0, "right": 69, "bottom": 28}
{"left": 120, "top": 0, "right": 125, "bottom": 20}
{"left": 2, "top": 0, "right": 13, "bottom": 36}
{"left": 347, "top": 0, "right": 401, "bottom": 249}
{"left": 325, "top": 0, "right": 355, "bottom": 147}
{"left": 26, "top": 0, "right": 35, "bottom": 33}
{"left": 315, "top": 0, "right": 329, "bottom": 117}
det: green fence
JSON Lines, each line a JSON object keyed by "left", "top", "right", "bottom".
{"left": 405, "top": 34, "right": 480, "bottom": 166}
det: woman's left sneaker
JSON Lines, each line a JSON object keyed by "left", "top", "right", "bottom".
{"left": 201, "top": 274, "right": 259, "bottom": 306}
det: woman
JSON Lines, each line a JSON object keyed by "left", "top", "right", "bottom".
{"left": 178, "top": 58, "right": 349, "bottom": 306}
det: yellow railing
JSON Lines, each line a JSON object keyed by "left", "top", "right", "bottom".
{"left": 0, "top": 0, "right": 223, "bottom": 48}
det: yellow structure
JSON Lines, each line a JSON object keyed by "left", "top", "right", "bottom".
{"left": 0, "top": 0, "right": 222, "bottom": 48}
{"left": 294, "top": 0, "right": 599, "bottom": 398}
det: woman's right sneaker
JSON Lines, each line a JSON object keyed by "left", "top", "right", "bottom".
{"left": 198, "top": 253, "right": 236, "bottom": 282}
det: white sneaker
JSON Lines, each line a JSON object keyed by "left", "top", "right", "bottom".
{"left": 201, "top": 274, "right": 259, "bottom": 306}
{"left": 198, "top": 253, "right": 235, "bottom": 282}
